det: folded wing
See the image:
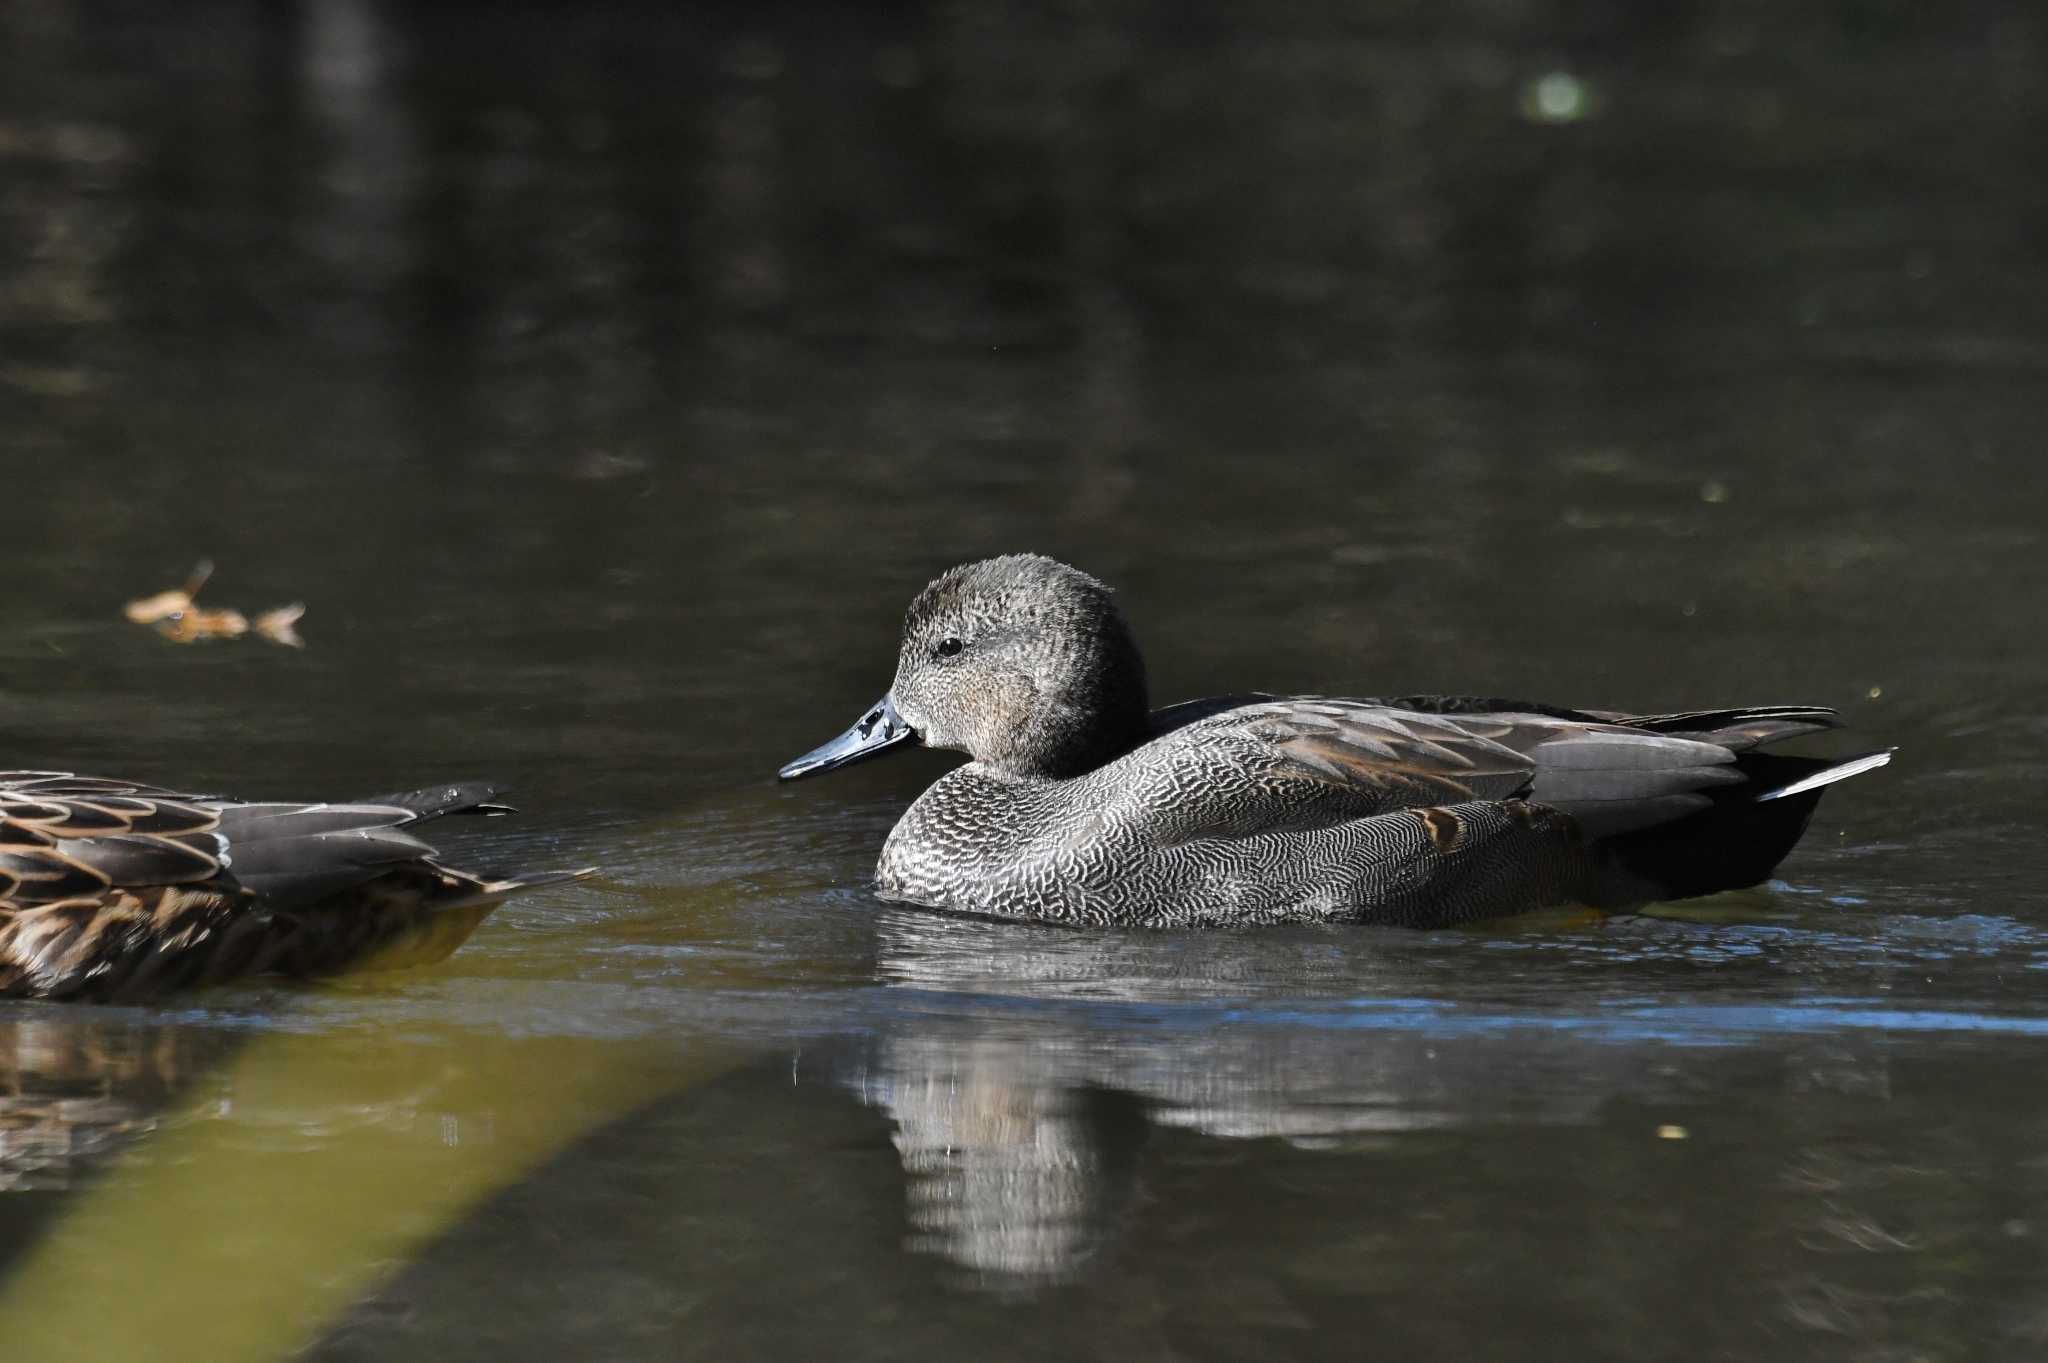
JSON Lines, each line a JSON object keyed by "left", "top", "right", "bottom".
{"left": 1, "top": 773, "right": 517, "bottom": 912}
{"left": 1161, "top": 699, "right": 1793, "bottom": 840}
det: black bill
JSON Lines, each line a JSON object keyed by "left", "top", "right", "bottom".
{"left": 778, "top": 693, "right": 917, "bottom": 780}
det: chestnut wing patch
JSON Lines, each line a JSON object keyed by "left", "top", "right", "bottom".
{"left": 1187, "top": 700, "right": 1752, "bottom": 840}
{"left": 1230, "top": 701, "right": 1540, "bottom": 807}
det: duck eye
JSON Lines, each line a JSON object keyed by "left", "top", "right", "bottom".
{"left": 935, "top": 636, "right": 964, "bottom": 658}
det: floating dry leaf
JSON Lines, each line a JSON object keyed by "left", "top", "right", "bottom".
{"left": 253, "top": 603, "right": 306, "bottom": 649}
{"left": 123, "top": 560, "right": 213, "bottom": 624}
{"left": 124, "top": 562, "right": 305, "bottom": 647}
{"left": 154, "top": 607, "right": 248, "bottom": 645}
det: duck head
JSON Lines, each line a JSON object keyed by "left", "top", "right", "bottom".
{"left": 779, "top": 554, "right": 1151, "bottom": 782}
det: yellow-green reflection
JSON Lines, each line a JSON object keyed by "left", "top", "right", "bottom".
{"left": 0, "top": 1016, "right": 741, "bottom": 1363}
{"left": 0, "top": 866, "right": 784, "bottom": 1363}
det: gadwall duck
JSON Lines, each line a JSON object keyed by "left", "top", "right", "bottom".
{"left": 779, "top": 554, "right": 1889, "bottom": 928}
{"left": 0, "top": 773, "right": 591, "bottom": 1000}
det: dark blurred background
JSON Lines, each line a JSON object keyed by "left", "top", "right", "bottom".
{"left": 4, "top": 3, "right": 2042, "bottom": 813}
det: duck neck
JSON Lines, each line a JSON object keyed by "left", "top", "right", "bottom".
{"left": 1003, "top": 619, "right": 1151, "bottom": 782}
{"left": 1017, "top": 701, "right": 1149, "bottom": 781}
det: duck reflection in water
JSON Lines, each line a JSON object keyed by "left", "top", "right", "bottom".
{"left": 0, "top": 1015, "right": 235, "bottom": 1192}
{"left": 840, "top": 908, "right": 1830, "bottom": 1285}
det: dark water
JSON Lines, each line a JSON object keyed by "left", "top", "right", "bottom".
{"left": 4, "top": 1, "right": 2047, "bottom": 1359}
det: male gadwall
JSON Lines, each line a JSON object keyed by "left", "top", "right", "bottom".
{"left": 779, "top": 554, "right": 1889, "bottom": 928}
{"left": 0, "top": 773, "right": 591, "bottom": 1000}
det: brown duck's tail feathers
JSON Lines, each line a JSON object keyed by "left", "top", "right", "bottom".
{"left": 453, "top": 866, "right": 600, "bottom": 908}
{"left": 353, "top": 781, "right": 518, "bottom": 821}
{"left": 330, "top": 867, "right": 593, "bottom": 976}
{"left": 481, "top": 866, "right": 599, "bottom": 894}
{"left": 1756, "top": 748, "right": 1895, "bottom": 801}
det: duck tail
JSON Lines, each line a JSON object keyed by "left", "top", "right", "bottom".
{"left": 353, "top": 781, "right": 519, "bottom": 822}
{"left": 427, "top": 865, "right": 598, "bottom": 913}
{"left": 327, "top": 866, "right": 597, "bottom": 976}
{"left": 476, "top": 866, "right": 598, "bottom": 897}
{"left": 1756, "top": 748, "right": 1895, "bottom": 801}
{"left": 1596, "top": 748, "right": 1892, "bottom": 903}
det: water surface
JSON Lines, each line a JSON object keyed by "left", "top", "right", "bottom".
{"left": 3, "top": 2, "right": 2046, "bottom": 1359}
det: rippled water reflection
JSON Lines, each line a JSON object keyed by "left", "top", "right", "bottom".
{"left": 4, "top": 0, "right": 2047, "bottom": 1359}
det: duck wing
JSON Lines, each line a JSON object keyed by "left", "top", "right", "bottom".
{"left": 1576, "top": 704, "right": 1841, "bottom": 749}
{"left": 1221, "top": 700, "right": 1543, "bottom": 805}
{"left": 1122, "top": 700, "right": 1538, "bottom": 846}
{"left": 0, "top": 773, "right": 520, "bottom": 913}
{"left": 2, "top": 772, "right": 588, "bottom": 1000}
{"left": 1157, "top": 699, "right": 1757, "bottom": 840}
{"left": 1, "top": 779, "right": 231, "bottom": 909}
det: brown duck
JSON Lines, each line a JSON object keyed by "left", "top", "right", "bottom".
{"left": 0, "top": 773, "right": 591, "bottom": 1001}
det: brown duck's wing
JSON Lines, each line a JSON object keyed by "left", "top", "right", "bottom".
{"left": 0, "top": 784, "right": 435, "bottom": 912}
{"left": 0, "top": 772, "right": 515, "bottom": 818}
{"left": 4, "top": 781, "right": 440, "bottom": 916}
{"left": 2, "top": 773, "right": 591, "bottom": 999}
{"left": 217, "top": 781, "right": 525, "bottom": 905}
{"left": 1, "top": 791, "right": 229, "bottom": 909}
{"left": 1, "top": 772, "right": 532, "bottom": 914}
{"left": 344, "top": 780, "right": 517, "bottom": 820}
{"left": 0, "top": 771, "right": 218, "bottom": 800}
